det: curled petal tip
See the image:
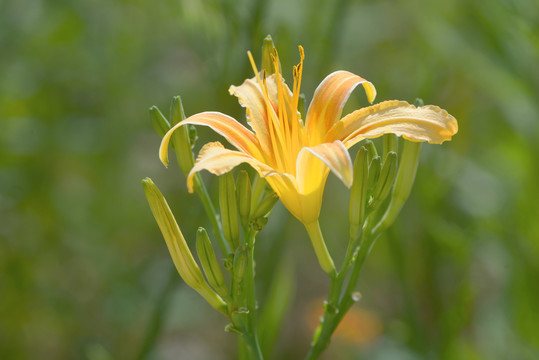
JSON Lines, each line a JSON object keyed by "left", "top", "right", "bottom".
{"left": 159, "top": 153, "right": 169, "bottom": 168}
{"left": 159, "top": 140, "right": 171, "bottom": 168}
{"left": 365, "top": 81, "right": 377, "bottom": 104}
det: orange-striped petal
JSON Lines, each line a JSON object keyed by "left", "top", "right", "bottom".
{"left": 159, "top": 112, "right": 262, "bottom": 167}
{"left": 185, "top": 142, "right": 276, "bottom": 192}
{"left": 328, "top": 100, "right": 458, "bottom": 148}
{"left": 305, "top": 71, "right": 376, "bottom": 142}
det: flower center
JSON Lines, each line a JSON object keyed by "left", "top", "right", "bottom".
{"left": 247, "top": 46, "right": 306, "bottom": 175}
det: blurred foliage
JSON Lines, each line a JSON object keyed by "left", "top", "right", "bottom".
{"left": 1, "top": 0, "right": 538, "bottom": 359}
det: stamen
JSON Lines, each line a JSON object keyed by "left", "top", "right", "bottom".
{"left": 247, "top": 50, "right": 286, "bottom": 170}
{"left": 272, "top": 49, "right": 295, "bottom": 173}
{"left": 291, "top": 46, "right": 305, "bottom": 153}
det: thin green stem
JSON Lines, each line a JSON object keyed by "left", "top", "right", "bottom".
{"left": 306, "top": 221, "right": 378, "bottom": 360}
{"left": 246, "top": 229, "right": 264, "bottom": 359}
{"left": 192, "top": 173, "right": 231, "bottom": 256}
{"left": 234, "top": 228, "right": 263, "bottom": 360}
{"left": 305, "top": 221, "right": 336, "bottom": 277}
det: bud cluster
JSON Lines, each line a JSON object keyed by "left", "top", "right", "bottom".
{"left": 144, "top": 96, "right": 280, "bottom": 344}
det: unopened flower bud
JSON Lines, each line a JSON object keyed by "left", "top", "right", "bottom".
{"left": 236, "top": 171, "right": 252, "bottom": 229}
{"left": 349, "top": 146, "right": 369, "bottom": 240}
{"left": 369, "top": 151, "right": 398, "bottom": 210}
{"left": 142, "top": 178, "right": 227, "bottom": 314}
{"left": 261, "top": 35, "right": 276, "bottom": 76}
{"left": 169, "top": 96, "right": 194, "bottom": 175}
{"left": 383, "top": 134, "right": 397, "bottom": 159}
{"left": 250, "top": 176, "right": 267, "bottom": 211}
{"left": 373, "top": 141, "right": 421, "bottom": 234}
{"left": 196, "top": 227, "right": 228, "bottom": 298}
{"left": 220, "top": 172, "right": 240, "bottom": 250}
{"left": 149, "top": 106, "right": 171, "bottom": 138}
{"left": 367, "top": 156, "right": 381, "bottom": 193}
{"left": 251, "top": 191, "right": 279, "bottom": 220}
{"left": 364, "top": 140, "right": 378, "bottom": 164}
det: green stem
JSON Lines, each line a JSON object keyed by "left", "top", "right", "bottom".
{"left": 306, "top": 223, "right": 378, "bottom": 360}
{"left": 192, "top": 173, "right": 231, "bottom": 256}
{"left": 241, "top": 229, "right": 264, "bottom": 360}
{"left": 305, "top": 221, "right": 336, "bottom": 277}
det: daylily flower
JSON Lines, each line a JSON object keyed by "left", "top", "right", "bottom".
{"left": 159, "top": 46, "right": 457, "bottom": 273}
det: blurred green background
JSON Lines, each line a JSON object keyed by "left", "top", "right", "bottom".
{"left": 1, "top": 0, "right": 538, "bottom": 359}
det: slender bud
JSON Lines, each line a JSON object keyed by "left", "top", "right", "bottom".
{"left": 367, "top": 156, "right": 381, "bottom": 192}
{"left": 349, "top": 147, "right": 369, "bottom": 240}
{"left": 236, "top": 171, "right": 252, "bottom": 230}
{"left": 251, "top": 191, "right": 279, "bottom": 220}
{"left": 220, "top": 173, "right": 240, "bottom": 250}
{"left": 261, "top": 35, "right": 276, "bottom": 76}
{"left": 169, "top": 96, "right": 195, "bottom": 176}
{"left": 364, "top": 140, "right": 378, "bottom": 164}
{"left": 369, "top": 152, "right": 398, "bottom": 210}
{"left": 373, "top": 141, "right": 421, "bottom": 234}
{"left": 142, "top": 178, "right": 227, "bottom": 314}
{"left": 383, "top": 134, "right": 398, "bottom": 159}
{"left": 149, "top": 106, "right": 171, "bottom": 138}
{"left": 250, "top": 176, "right": 267, "bottom": 211}
{"left": 196, "top": 228, "right": 228, "bottom": 298}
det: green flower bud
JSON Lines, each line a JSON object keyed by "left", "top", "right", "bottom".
{"left": 261, "top": 35, "right": 276, "bottom": 76}
{"left": 349, "top": 146, "right": 369, "bottom": 240}
{"left": 383, "top": 134, "right": 397, "bottom": 159}
{"left": 149, "top": 106, "right": 171, "bottom": 138}
{"left": 142, "top": 178, "right": 227, "bottom": 314}
{"left": 196, "top": 227, "right": 228, "bottom": 298}
{"left": 236, "top": 171, "right": 252, "bottom": 230}
{"left": 367, "top": 156, "right": 381, "bottom": 192}
{"left": 364, "top": 140, "right": 378, "bottom": 164}
{"left": 251, "top": 191, "right": 279, "bottom": 220}
{"left": 369, "top": 151, "right": 398, "bottom": 210}
{"left": 250, "top": 176, "right": 267, "bottom": 211}
{"left": 169, "top": 96, "right": 194, "bottom": 176}
{"left": 220, "top": 173, "right": 240, "bottom": 250}
{"left": 373, "top": 141, "right": 421, "bottom": 234}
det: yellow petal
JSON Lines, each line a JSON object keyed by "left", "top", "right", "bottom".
{"left": 305, "top": 71, "right": 376, "bottom": 142}
{"left": 229, "top": 77, "right": 272, "bottom": 153}
{"left": 297, "top": 141, "right": 354, "bottom": 188}
{"left": 264, "top": 174, "right": 303, "bottom": 220}
{"left": 290, "top": 141, "right": 353, "bottom": 224}
{"left": 185, "top": 142, "right": 277, "bottom": 193}
{"left": 328, "top": 100, "right": 458, "bottom": 148}
{"left": 159, "top": 112, "right": 262, "bottom": 167}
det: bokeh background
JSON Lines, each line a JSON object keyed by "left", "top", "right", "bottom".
{"left": 1, "top": 0, "right": 538, "bottom": 359}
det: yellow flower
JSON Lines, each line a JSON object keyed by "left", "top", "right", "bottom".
{"left": 160, "top": 46, "right": 456, "bottom": 222}
{"left": 159, "top": 46, "right": 457, "bottom": 273}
